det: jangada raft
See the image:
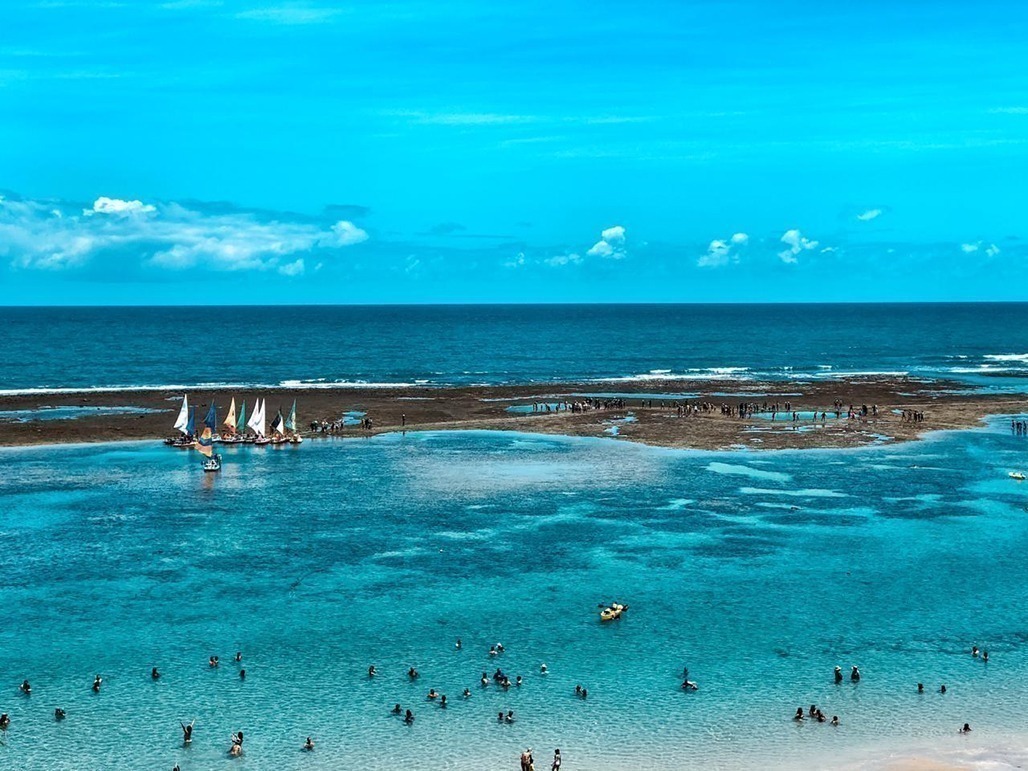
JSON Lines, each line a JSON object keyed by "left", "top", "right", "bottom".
{"left": 600, "top": 603, "right": 628, "bottom": 622}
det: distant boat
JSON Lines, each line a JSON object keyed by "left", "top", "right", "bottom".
{"left": 249, "top": 398, "right": 269, "bottom": 445}
{"left": 1010, "top": 471, "right": 1026, "bottom": 481}
{"left": 270, "top": 406, "right": 287, "bottom": 443}
{"left": 194, "top": 425, "right": 221, "bottom": 472}
{"left": 221, "top": 397, "right": 241, "bottom": 442}
{"left": 165, "top": 395, "right": 194, "bottom": 447}
{"left": 286, "top": 399, "right": 303, "bottom": 443}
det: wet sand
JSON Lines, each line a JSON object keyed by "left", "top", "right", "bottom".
{"left": 1, "top": 377, "right": 1024, "bottom": 450}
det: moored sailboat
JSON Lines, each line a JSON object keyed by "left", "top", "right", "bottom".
{"left": 270, "top": 406, "right": 288, "bottom": 444}
{"left": 249, "top": 398, "right": 270, "bottom": 445}
{"left": 221, "top": 397, "right": 242, "bottom": 443}
{"left": 194, "top": 403, "right": 221, "bottom": 472}
{"left": 286, "top": 399, "right": 303, "bottom": 443}
{"left": 165, "top": 394, "right": 194, "bottom": 447}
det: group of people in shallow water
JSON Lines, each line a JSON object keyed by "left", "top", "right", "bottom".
{"left": 309, "top": 415, "right": 374, "bottom": 434}
{"left": 519, "top": 747, "right": 562, "bottom": 771}
{"left": 1011, "top": 420, "right": 1028, "bottom": 435}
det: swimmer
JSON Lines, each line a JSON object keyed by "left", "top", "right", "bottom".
{"left": 229, "top": 730, "right": 243, "bottom": 756}
{"left": 496, "top": 643, "right": 505, "bottom": 653}
{"left": 408, "top": 667, "right": 419, "bottom": 680}
{"left": 581, "top": 688, "right": 588, "bottom": 699}
{"left": 235, "top": 652, "right": 242, "bottom": 663}
{"left": 368, "top": 665, "right": 377, "bottom": 678}
{"left": 181, "top": 720, "right": 194, "bottom": 743}
{"left": 850, "top": 665, "right": 860, "bottom": 682}
{"left": 681, "top": 680, "right": 698, "bottom": 691}
{"left": 516, "top": 675, "right": 523, "bottom": 687}
{"left": 0, "top": 713, "right": 9, "bottom": 730}
{"left": 239, "top": 669, "right": 246, "bottom": 680}
{"left": 92, "top": 675, "right": 103, "bottom": 692}
{"left": 463, "top": 688, "right": 471, "bottom": 698}
{"left": 540, "top": 663, "right": 548, "bottom": 675}
{"left": 209, "top": 656, "right": 218, "bottom": 668}
{"left": 831, "top": 716, "right": 839, "bottom": 726}
{"left": 575, "top": 684, "right": 582, "bottom": 696}
{"left": 972, "top": 646, "right": 979, "bottom": 657}
{"left": 481, "top": 672, "right": 489, "bottom": 687}
{"left": 440, "top": 695, "right": 447, "bottom": 707}
{"left": 20, "top": 680, "right": 31, "bottom": 695}
{"left": 816, "top": 710, "right": 826, "bottom": 723}
{"left": 502, "top": 677, "right": 511, "bottom": 690}
{"left": 505, "top": 710, "right": 515, "bottom": 723}
{"left": 794, "top": 707, "right": 804, "bottom": 721}
{"left": 960, "top": 723, "right": 971, "bottom": 733}
{"left": 303, "top": 736, "right": 315, "bottom": 751}
{"left": 498, "top": 711, "right": 505, "bottom": 723}
{"left": 427, "top": 689, "right": 438, "bottom": 700}
{"left": 834, "top": 666, "right": 843, "bottom": 683}
{"left": 917, "top": 683, "right": 924, "bottom": 693}
{"left": 983, "top": 650, "right": 989, "bottom": 662}
{"left": 404, "top": 709, "right": 414, "bottom": 724}
{"left": 392, "top": 704, "right": 402, "bottom": 714}
{"left": 808, "top": 704, "right": 816, "bottom": 718}
{"left": 455, "top": 638, "right": 462, "bottom": 650}
{"left": 151, "top": 667, "right": 160, "bottom": 680}
{"left": 54, "top": 708, "right": 66, "bottom": 720}
{"left": 489, "top": 646, "right": 498, "bottom": 657}
{"left": 941, "top": 684, "right": 947, "bottom": 694}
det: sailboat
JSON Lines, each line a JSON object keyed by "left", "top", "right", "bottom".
{"left": 270, "top": 407, "right": 287, "bottom": 444}
{"left": 166, "top": 395, "right": 193, "bottom": 446}
{"left": 250, "top": 398, "right": 270, "bottom": 445}
{"left": 286, "top": 399, "right": 303, "bottom": 444}
{"left": 194, "top": 401, "right": 222, "bottom": 472}
{"left": 221, "top": 398, "right": 241, "bottom": 443}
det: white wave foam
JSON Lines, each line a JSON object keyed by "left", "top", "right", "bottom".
{"left": 984, "top": 354, "right": 1028, "bottom": 362}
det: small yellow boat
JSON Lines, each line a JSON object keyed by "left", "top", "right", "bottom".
{"left": 1010, "top": 472, "right": 1026, "bottom": 481}
{"left": 600, "top": 603, "right": 628, "bottom": 622}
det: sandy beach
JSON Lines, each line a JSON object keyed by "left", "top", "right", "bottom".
{"left": 0, "top": 376, "right": 1024, "bottom": 450}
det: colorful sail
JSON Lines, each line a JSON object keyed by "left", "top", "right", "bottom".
{"left": 186, "top": 406, "right": 196, "bottom": 436}
{"left": 224, "top": 398, "right": 236, "bottom": 431}
{"left": 194, "top": 426, "right": 214, "bottom": 458}
{"left": 285, "top": 399, "right": 297, "bottom": 432}
{"left": 173, "top": 395, "right": 189, "bottom": 435}
{"left": 237, "top": 400, "right": 246, "bottom": 433}
{"left": 203, "top": 401, "right": 217, "bottom": 430}
{"left": 271, "top": 408, "right": 285, "bottom": 436}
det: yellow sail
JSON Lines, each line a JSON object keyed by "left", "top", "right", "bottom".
{"left": 223, "top": 398, "right": 237, "bottom": 432}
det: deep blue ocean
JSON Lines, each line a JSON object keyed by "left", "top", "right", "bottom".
{"left": 3, "top": 426, "right": 1028, "bottom": 769}
{"left": 3, "top": 303, "right": 1028, "bottom": 392}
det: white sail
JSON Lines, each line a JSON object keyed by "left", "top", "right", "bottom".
{"left": 246, "top": 397, "right": 262, "bottom": 435}
{"left": 223, "top": 397, "right": 236, "bottom": 430}
{"left": 256, "top": 398, "right": 267, "bottom": 438}
{"left": 173, "top": 395, "right": 189, "bottom": 435}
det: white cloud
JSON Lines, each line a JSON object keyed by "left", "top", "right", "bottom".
{"left": 85, "top": 196, "right": 156, "bottom": 217}
{"left": 504, "top": 252, "right": 526, "bottom": 269}
{"left": 601, "top": 225, "right": 625, "bottom": 243}
{"left": 856, "top": 208, "right": 882, "bottom": 221}
{"left": 587, "top": 225, "right": 627, "bottom": 259}
{"left": 698, "top": 232, "right": 748, "bottom": 268}
{"left": 327, "top": 220, "right": 369, "bottom": 246}
{"left": 278, "top": 258, "right": 305, "bottom": 276}
{"left": 2, "top": 195, "right": 368, "bottom": 272}
{"left": 960, "top": 242, "right": 980, "bottom": 253}
{"left": 985, "top": 244, "right": 1001, "bottom": 257}
{"left": 545, "top": 253, "right": 582, "bottom": 267}
{"left": 778, "top": 228, "right": 819, "bottom": 263}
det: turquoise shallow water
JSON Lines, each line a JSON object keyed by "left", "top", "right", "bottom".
{"left": 3, "top": 426, "right": 1028, "bottom": 769}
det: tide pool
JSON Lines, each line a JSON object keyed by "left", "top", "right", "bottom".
{"left": 2, "top": 424, "right": 1028, "bottom": 769}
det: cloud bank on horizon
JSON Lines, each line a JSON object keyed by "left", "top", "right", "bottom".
{"left": 2, "top": 0, "right": 1027, "bottom": 302}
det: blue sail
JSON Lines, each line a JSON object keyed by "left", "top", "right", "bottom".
{"left": 186, "top": 406, "right": 196, "bottom": 435}
{"left": 204, "top": 401, "right": 218, "bottom": 430}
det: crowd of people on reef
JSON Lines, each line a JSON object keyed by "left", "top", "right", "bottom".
{"left": 0, "top": 638, "right": 990, "bottom": 767}
{"left": 308, "top": 415, "right": 374, "bottom": 434}
{"left": 900, "top": 410, "right": 926, "bottom": 422}
{"left": 1012, "top": 419, "right": 1028, "bottom": 435}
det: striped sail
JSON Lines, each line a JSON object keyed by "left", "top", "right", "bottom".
{"left": 194, "top": 426, "right": 214, "bottom": 458}
{"left": 173, "top": 395, "right": 189, "bottom": 435}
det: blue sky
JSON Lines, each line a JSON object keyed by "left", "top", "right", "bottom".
{"left": 2, "top": 0, "right": 1027, "bottom": 303}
